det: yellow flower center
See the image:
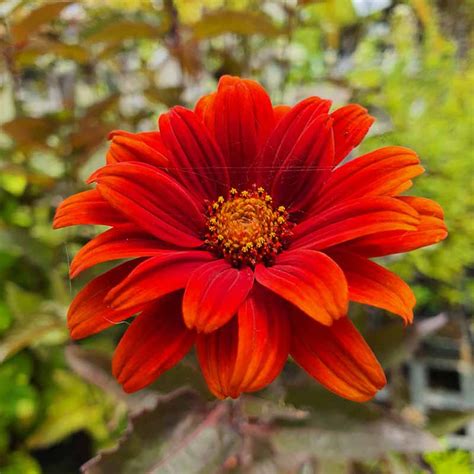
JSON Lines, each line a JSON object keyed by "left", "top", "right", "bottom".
{"left": 205, "top": 187, "right": 292, "bottom": 267}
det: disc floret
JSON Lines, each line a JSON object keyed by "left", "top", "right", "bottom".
{"left": 205, "top": 187, "right": 292, "bottom": 267}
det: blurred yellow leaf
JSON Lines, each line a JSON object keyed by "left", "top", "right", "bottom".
{"left": 0, "top": 313, "right": 65, "bottom": 364}
{"left": 144, "top": 86, "right": 184, "bottom": 107}
{"left": 298, "top": 0, "right": 326, "bottom": 4}
{"left": 0, "top": 165, "right": 56, "bottom": 189}
{"left": 309, "top": 0, "right": 357, "bottom": 48}
{"left": 69, "top": 94, "right": 119, "bottom": 156}
{"left": 2, "top": 117, "right": 58, "bottom": 150}
{"left": 192, "top": 10, "right": 280, "bottom": 39}
{"left": 25, "top": 370, "right": 109, "bottom": 449}
{"left": 15, "top": 39, "right": 90, "bottom": 65}
{"left": 175, "top": 0, "right": 227, "bottom": 24}
{"left": 83, "top": 0, "right": 153, "bottom": 9}
{"left": 11, "top": 1, "right": 73, "bottom": 45}
{"left": 84, "top": 20, "right": 165, "bottom": 45}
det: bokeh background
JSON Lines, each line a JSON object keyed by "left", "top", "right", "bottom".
{"left": 0, "top": 1, "right": 473, "bottom": 472}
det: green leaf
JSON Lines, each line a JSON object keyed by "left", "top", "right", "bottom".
{"left": 0, "top": 353, "right": 38, "bottom": 428}
{"left": 0, "top": 450, "right": 41, "bottom": 474}
{"left": 0, "top": 228, "right": 54, "bottom": 268}
{"left": 4, "top": 282, "right": 44, "bottom": 318}
{"left": 192, "top": 10, "right": 280, "bottom": 39}
{"left": 0, "top": 312, "right": 66, "bottom": 363}
{"left": 0, "top": 302, "right": 13, "bottom": 335}
{"left": 82, "top": 391, "right": 238, "bottom": 474}
{"left": 65, "top": 345, "right": 161, "bottom": 416}
{"left": 25, "top": 370, "right": 110, "bottom": 449}
{"left": 425, "top": 450, "right": 473, "bottom": 474}
{"left": 0, "top": 284, "right": 66, "bottom": 363}
{"left": 427, "top": 410, "right": 474, "bottom": 437}
{"left": 0, "top": 172, "right": 28, "bottom": 196}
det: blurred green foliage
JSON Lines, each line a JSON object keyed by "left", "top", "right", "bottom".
{"left": 0, "top": 0, "right": 472, "bottom": 472}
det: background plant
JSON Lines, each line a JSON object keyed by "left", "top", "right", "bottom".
{"left": 0, "top": 0, "right": 472, "bottom": 472}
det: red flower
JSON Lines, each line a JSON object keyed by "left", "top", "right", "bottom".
{"left": 54, "top": 76, "right": 447, "bottom": 401}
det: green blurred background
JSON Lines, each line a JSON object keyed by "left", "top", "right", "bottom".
{"left": 0, "top": 1, "right": 473, "bottom": 473}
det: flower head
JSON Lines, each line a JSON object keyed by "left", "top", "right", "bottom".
{"left": 54, "top": 76, "right": 447, "bottom": 401}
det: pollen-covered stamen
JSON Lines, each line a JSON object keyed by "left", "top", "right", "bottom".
{"left": 205, "top": 187, "right": 293, "bottom": 267}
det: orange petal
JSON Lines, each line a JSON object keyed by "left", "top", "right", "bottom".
{"left": 328, "top": 250, "right": 416, "bottom": 324}
{"left": 255, "top": 249, "right": 347, "bottom": 326}
{"left": 88, "top": 161, "right": 205, "bottom": 247}
{"left": 68, "top": 260, "right": 143, "bottom": 340}
{"left": 270, "top": 113, "right": 335, "bottom": 212}
{"left": 106, "top": 130, "right": 169, "bottom": 167}
{"left": 183, "top": 259, "right": 254, "bottom": 333}
{"left": 69, "top": 224, "right": 169, "bottom": 278}
{"left": 313, "top": 146, "right": 424, "bottom": 212}
{"left": 290, "top": 311, "right": 386, "bottom": 402}
{"left": 112, "top": 292, "right": 195, "bottom": 393}
{"left": 158, "top": 106, "right": 229, "bottom": 201}
{"left": 199, "top": 75, "right": 275, "bottom": 188}
{"left": 197, "top": 285, "right": 290, "bottom": 398}
{"left": 106, "top": 251, "right": 215, "bottom": 311}
{"left": 343, "top": 196, "right": 447, "bottom": 257}
{"left": 292, "top": 196, "right": 420, "bottom": 250}
{"left": 194, "top": 92, "right": 216, "bottom": 121}
{"left": 398, "top": 196, "right": 444, "bottom": 219}
{"left": 331, "top": 104, "right": 375, "bottom": 165}
{"left": 53, "top": 189, "right": 126, "bottom": 228}
{"left": 255, "top": 96, "right": 332, "bottom": 190}
{"left": 273, "top": 104, "right": 291, "bottom": 123}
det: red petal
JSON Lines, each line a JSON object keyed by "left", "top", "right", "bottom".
{"left": 68, "top": 260, "right": 143, "bottom": 340}
{"left": 69, "top": 225, "right": 170, "bottom": 278}
{"left": 313, "top": 147, "right": 424, "bottom": 213}
{"left": 290, "top": 311, "right": 386, "bottom": 402}
{"left": 327, "top": 250, "right": 416, "bottom": 324}
{"left": 343, "top": 197, "right": 447, "bottom": 257}
{"left": 88, "top": 161, "right": 205, "bottom": 247}
{"left": 112, "top": 292, "right": 195, "bottom": 393}
{"left": 106, "top": 251, "right": 214, "bottom": 311}
{"left": 331, "top": 104, "right": 375, "bottom": 165}
{"left": 194, "top": 92, "right": 216, "bottom": 121}
{"left": 183, "top": 259, "right": 254, "bottom": 333}
{"left": 273, "top": 104, "right": 291, "bottom": 123}
{"left": 255, "top": 97, "right": 332, "bottom": 190}
{"left": 106, "top": 130, "right": 169, "bottom": 167}
{"left": 53, "top": 189, "right": 126, "bottom": 228}
{"left": 292, "top": 196, "right": 420, "bottom": 250}
{"left": 199, "top": 75, "right": 275, "bottom": 188}
{"left": 159, "top": 106, "right": 229, "bottom": 200}
{"left": 270, "top": 113, "right": 335, "bottom": 211}
{"left": 399, "top": 196, "right": 444, "bottom": 219}
{"left": 255, "top": 249, "right": 347, "bottom": 326}
{"left": 197, "top": 285, "right": 290, "bottom": 398}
